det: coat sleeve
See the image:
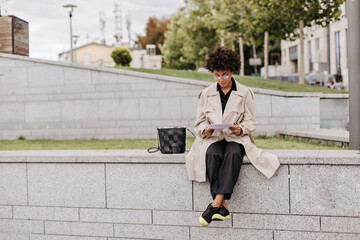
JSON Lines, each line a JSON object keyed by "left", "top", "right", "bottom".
{"left": 194, "top": 90, "right": 208, "bottom": 138}
{"left": 239, "top": 87, "right": 257, "bottom": 136}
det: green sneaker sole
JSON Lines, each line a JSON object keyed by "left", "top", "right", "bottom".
{"left": 199, "top": 216, "right": 210, "bottom": 227}
{"left": 212, "top": 213, "right": 231, "bottom": 221}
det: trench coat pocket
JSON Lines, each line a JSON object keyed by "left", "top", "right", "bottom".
{"left": 204, "top": 105, "right": 218, "bottom": 124}
{"left": 185, "top": 137, "right": 203, "bottom": 180}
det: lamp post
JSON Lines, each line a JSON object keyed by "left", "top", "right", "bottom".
{"left": 72, "top": 35, "right": 79, "bottom": 63}
{"left": 347, "top": 0, "right": 360, "bottom": 149}
{"left": 63, "top": 4, "right": 77, "bottom": 63}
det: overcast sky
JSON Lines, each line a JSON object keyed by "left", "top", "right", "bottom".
{"left": 2, "top": 0, "right": 184, "bottom": 60}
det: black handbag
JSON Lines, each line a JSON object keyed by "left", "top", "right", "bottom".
{"left": 147, "top": 127, "right": 195, "bottom": 154}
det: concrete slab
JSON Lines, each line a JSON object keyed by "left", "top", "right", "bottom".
{"left": 278, "top": 128, "right": 349, "bottom": 143}
{"left": 274, "top": 230, "right": 360, "bottom": 240}
{"left": 290, "top": 165, "right": 360, "bottom": 216}
{"left": 106, "top": 163, "right": 192, "bottom": 210}
{"left": 0, "top": 163, "right": 27, "bottom": 205}
{"left": 190, "top": 227, "right": 273, "bottom": 240}
{"left": 28, "top": 163, "right": 105, "bottom": 208}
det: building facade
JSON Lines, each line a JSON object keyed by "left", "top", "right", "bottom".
{"left": 281, "top": 3, "right": 348, "bottom": 88}
{"left": 58, "top": 42, "right": 115, "bottom": 67}
{"left": 59, "top": 43, "right": 162, "bottom": 69}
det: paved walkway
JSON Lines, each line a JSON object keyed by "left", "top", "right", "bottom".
{"left": 277, "top": 128, "right": 349, "bottom": 146}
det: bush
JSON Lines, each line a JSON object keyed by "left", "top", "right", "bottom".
{"left": 111, "top": 47, "right": 132, "bottom": 67}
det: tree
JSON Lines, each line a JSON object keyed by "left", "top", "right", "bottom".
{"left": 251, "top": 0, "right": 295, "bottom": 79}
{"left": 282, "top": 0, "right": 345, "bottom": 84}
{"left": 210, "top": 0, "right": 236, "bottom": 48}
{"left": 137, "top": 17, "right": 170, "bottom": 55}
{"left": 182, "top": 0, "right": 220, "bottom": 68}
{"left": 221, "top": 0, "right": 263, "bottom": 75}
{"left": 111, "top": 47, "right": 132, "bottom": 67}
{"left": 160, "top": 9, "right": 196, "bottom": 69}
{"left": 161, "top": 0, "right": 219, "bottom": 69}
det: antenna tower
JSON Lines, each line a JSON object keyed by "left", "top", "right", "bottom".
{"left": 99, "top": 11, "right": 107, "bottom": 45}
{"left": 113, "top": 2, "right": 123, "bottom": 46}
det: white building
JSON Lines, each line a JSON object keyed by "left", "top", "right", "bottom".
{"left": 59, "top": 43, "right": 162, "bottom": 69}
{"left": 280, "top": 3, "right": 348, "bottom": 89}
{"left": 131, "top": 44, "right": 162, "bottom": 69}
{"left": 58, "top": 42, "right": 115, "bottom": 67}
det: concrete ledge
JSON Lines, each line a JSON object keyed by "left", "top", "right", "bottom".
{"left": 0, "top": 149, "right": 359, "bottom": 164}
{"left": 278, "top": 129, "right": 349, "bottom": 147}
{"left": 0, "top": 149, "right": 360, "bottom": 239}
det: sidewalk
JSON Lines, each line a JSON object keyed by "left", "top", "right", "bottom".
{"left": 277, "top": 128, "right": 349, "bottom": 147}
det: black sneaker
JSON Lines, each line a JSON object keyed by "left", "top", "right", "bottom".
{"left": 212, "top": 205, "right": 230, "bottom": 221}
{"left": 199, "top": 203, "right": 219, "bottom": 227}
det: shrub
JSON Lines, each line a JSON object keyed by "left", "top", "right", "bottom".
{"left": 111, "top": 47, "right": 132, "bottom": 67}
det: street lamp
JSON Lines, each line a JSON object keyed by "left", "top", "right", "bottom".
{"left": 72, "top": 35, "right": 79, "bottom": 63}
{"left": 63, "top": 4, "right": 77, "bottom": 63}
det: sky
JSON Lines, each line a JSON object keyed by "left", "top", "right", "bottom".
{"left": 1, "top": 0, "right": 185, "bottom": 60}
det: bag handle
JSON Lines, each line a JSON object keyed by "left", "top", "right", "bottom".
{"left": 147, "top": 127, "right": 197, "bottom": 153}
{"left": 147, "top": 146, "right": 160, "bottom": 153}
{"left": 147, "top": 128, "right": 160, "bottom": 153}
{"left": 186, "top": 128, "right": 196, "bottom": 138}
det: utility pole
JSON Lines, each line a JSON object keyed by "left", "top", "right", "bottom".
{"left": 126, "top": 14, "right": 132, "bottom": 47}
{"left": 63, "top": 4, "right": 77, "bottom": 63}
{"left": 347, "top": 0, "right": 360, "bottom": 149}
{"left": 113, "top": 2, "right": 123, "bottom": 46}
{"left": 99, "top": 11, "right": 106, "bottom": 45}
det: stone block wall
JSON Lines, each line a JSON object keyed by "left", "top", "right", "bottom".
{"left": 320, "top": 94, "right": 349, "bottom": 129}
{"left": 0, "top": 150, "right": 359, "bottom": 239}
{"left": 0, "top": 53, "right": 348, "bottom": 140}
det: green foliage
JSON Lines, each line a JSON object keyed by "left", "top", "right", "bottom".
{"left": 221, "top": 0, "right": 262, "bottom": 46}
{"left": 160, "top": 8, "right": 197, "bottom": 69}
{"left": 161, "top": 0, "right": 346, "bottom": 70}
{"left": 160, "top": 1, "right": 220, "bottom": 69}
{"left": 279, "top": 0, "right": 346, "bottom": 40}
{"left": 111, "top": 47, "right": 132, "bottom": 67}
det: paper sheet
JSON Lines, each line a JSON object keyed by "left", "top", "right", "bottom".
{"left": 208, "top": 123, "right": 234, "bottom": 135}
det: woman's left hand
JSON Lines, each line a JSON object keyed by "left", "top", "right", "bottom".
{"left": 229, "top": 124, "right": 242, "bottom": 136}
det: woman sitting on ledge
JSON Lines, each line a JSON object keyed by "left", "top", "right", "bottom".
{"left": 185, "top": 46, "right": 280, "bottom": 227}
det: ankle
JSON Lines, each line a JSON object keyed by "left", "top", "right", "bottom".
{"left": 211, "top": 202, "right": 221, "bottom": 208}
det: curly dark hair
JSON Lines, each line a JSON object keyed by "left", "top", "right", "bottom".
{"left": 204, "top": 46, "right": 241, "bottom": 73}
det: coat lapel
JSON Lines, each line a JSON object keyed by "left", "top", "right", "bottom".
{"left": 222, "top": 81, "right": 245, "bottom": 122}
{"left": 206, "top": 85, "right": 222, "bottom": 123}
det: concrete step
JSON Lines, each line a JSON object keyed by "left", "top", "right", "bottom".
{"left": 277, "top": 128, "right": 349, "bottom": 147}
{"left": 1, "top": 150, "right": 360, "bottom": 239}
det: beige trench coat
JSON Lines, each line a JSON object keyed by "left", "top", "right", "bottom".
{"left": 185, "top": 81, "right": 280, "bottom": 182}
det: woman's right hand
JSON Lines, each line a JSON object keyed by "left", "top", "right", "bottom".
{"left": 204, "top": 128, "right": 214, "bottom": 137}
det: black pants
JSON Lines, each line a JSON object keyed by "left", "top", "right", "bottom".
{"left": 206, "top": 139, "right": 245, "bottom": 200}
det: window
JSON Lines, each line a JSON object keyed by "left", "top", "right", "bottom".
{"left": 289, "top": 46, "right": 298, "bottom": 60}
{"left": 83, "top": 54, "right": 91, "bottom": 65}
{"left": 335, "top": 31, "right": 341, "bottom": 74}
{"left": 316, "top": 38, "right": 320, "bottom": 50}
{"left": 308, "top": 41, "right": 313, "bottom": 72}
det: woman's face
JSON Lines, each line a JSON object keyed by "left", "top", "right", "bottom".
{"left": 213, "top": 70, "right": 233, "bottom": 89}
